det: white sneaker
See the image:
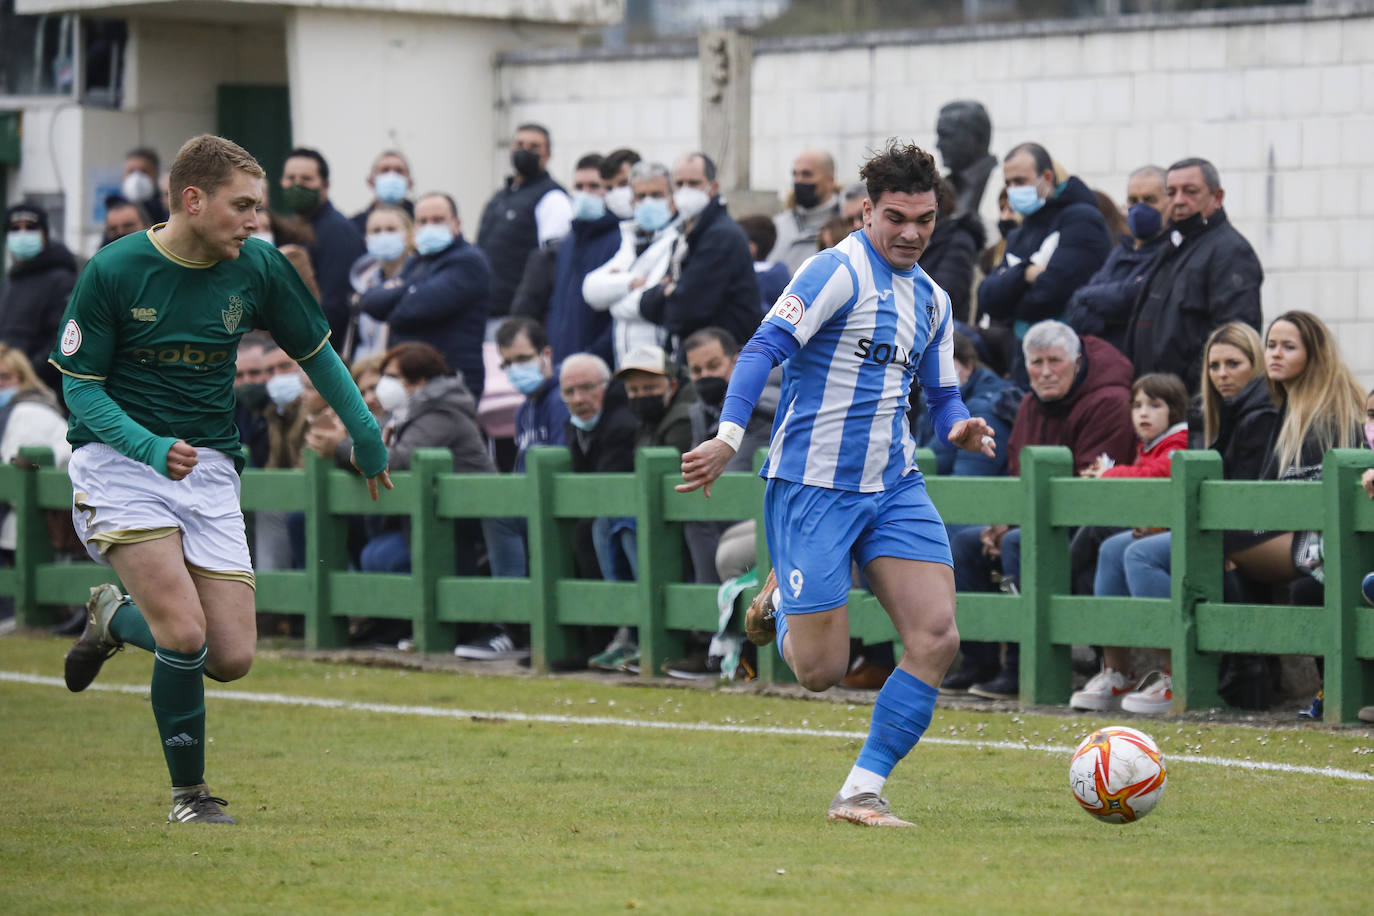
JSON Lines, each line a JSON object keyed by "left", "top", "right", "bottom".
{"left": 1121, "top": 671, "right": 1173, "bottom": 715}
{"left": 1069, "top": 667, "right": 1131, "bottom": 711}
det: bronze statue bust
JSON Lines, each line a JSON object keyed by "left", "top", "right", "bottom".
{"left": 936, "top": 101, "right": 996, "bottom": 218}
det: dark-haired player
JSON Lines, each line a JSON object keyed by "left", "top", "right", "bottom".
{"left": 54, "top": 134, "right": 391, "bottom": 824}
{"left": 679, "top": 141, "right": 995, "bottom": 827}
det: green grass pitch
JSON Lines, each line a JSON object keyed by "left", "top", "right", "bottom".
{"left": 1, "top": 635, "right": 1371, "bottom": 914}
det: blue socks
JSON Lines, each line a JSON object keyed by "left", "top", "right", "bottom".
{"left": 855, "top": 668, "right": 938, "bottom": 779}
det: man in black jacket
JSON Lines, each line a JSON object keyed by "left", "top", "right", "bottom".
{"left": 1, "top": 203, "right": 76, "bottom": 393}
{"left": 636, "top": 153, "right": 760, "bottom": 359}
{"left": 977, "top": 142, "right": 1112, "bottom": 343}
{"left": 280, "top": 148, "right": 366, "bottom": 350}
{"left": 358, "top": 192, "right": 490, "bottom": 399}
{"left": 1123, "top": 157, "right": 1262, "bottom": 392}
{"left": 477, "top": 124, "right": 573, "bottom": 334}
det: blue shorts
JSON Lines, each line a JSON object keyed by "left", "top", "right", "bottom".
{"left": 762, "top": 472, "right": 951, "bottom": 616}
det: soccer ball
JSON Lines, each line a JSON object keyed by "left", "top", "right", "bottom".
{"left": 1068, "top": 725, "right": 1167, "bottom": 824}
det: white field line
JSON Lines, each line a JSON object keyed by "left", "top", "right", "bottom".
{"left": 4, "top": 670, "right": 1371, "bottom": 783}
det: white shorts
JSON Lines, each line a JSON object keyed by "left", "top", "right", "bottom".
{"left": 68, "top": 442, "right": 255, "bottom": 588}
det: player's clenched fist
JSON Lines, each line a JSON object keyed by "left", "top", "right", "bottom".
{"left": 678, "top": 438, "right": 736, "bottom": 498}
{"left": 165, "top": 440, "right": 199, "bottom": 480}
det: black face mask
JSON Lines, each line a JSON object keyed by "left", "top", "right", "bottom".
{"left": 235, "top": 382, "right": 269, "bottom": 412}
{"left": 629, "top": 394, "right": 669, "bottom": 425}
{"left": 694, "top": 376, "right": 728, "bottom": 410}
{"left": 997, "top": 218, "right": 1019, "bottom": 240}
{"left": 511, "top": 149, "right": 541, "bottom": 179}
{"left": 793, "top": 182, "right": 820, "bottom": 210}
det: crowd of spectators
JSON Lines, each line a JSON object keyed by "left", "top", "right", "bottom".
{"left": 1, "top": 121, "right": 1371, "bottom": 715}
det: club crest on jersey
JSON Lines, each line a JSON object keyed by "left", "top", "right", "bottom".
{"left": 926, "top": 303, "right": 936, "bottom": 324}
{"left": 772, "top": 294, "right": 805, "bottom": 326}
{"left": 222, "top": 295, "right": 245, "bottom": 335}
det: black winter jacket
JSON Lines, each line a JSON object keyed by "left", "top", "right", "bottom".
{"left": 637, "top": 197, "right": 760, "bottom": 354}
{"left": 1124, "top": 207, "right": 1262, "bottom": 392}
{"left": 1211, "top": 376, "right": 1279, "bottom": 482}
{"left": 1062, "top": 231, "right": 1170, "bottom": 353}
{"left": 359, "top": 234, "right": 490, "bottom": 400}
{"left": 0, "top": 240, "right": 76, "bottom": 390}
{"left": 976, "top": 176, "right": 1111, "bottom": 328}
{"left": 920, "top": 212, "right": 984, "bottom": 324}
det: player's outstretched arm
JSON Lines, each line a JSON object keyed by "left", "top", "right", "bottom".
{"left": 349, "top": 448, "right": 393, "bottom": 501}
{"left": 297, "top": 344, "right": 389, "bottom": 493}
{"left": 948, "top": 417, "right": 997, "bottom": 457}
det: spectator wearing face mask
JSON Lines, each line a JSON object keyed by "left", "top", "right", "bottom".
{"left": 1063, "top": 166, "right": 1173, "bottom": 354}
{"left": 120, "top": 147, "right": 169, "bottom": 225}
{"left": 477, "top": 123, "right": 573, "bottom": 336}
{"left": 280, "top": 147, "right": 367, "bottom": 350}
{"left": 636, "top": 153, "right": 760, "bottom": 360}
{"left": 359, "top": 192, "right": 490, "bottom": 399}
{"left": 348, "top": 204, "right": 415, "bottom": 361}
{"left": 1, "top": 204, "right": 76, "bottom": 395}
{"left": 350, "top": 150, "right": 415, "bottom": 236}
{"left": 977, "top": 143, "right": 1112, "bottom": 365}
{"left": 769, "top": 149, "right": 842, "bottom": 274}
{"left": 679, "top": 327, "right": 779, "bottom": 585}
{"left": 600, "top": 148, "right": 642, "bottom": 222}
{"left": 253, "top": 342, "right": 327, "bottom": 572}
{"left": 581, "top": 161, "right": 679, "bottom": 368}
{"left": 513, "top": 153, "right": 622, "bottom": 368}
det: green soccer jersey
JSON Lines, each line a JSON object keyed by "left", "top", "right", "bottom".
{"left": 49, "top": 228, "right": 331, "bottom": 471}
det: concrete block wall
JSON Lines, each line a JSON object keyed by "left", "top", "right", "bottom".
{"left": 499, "top": 6, "right": 1374, "bottom": 387}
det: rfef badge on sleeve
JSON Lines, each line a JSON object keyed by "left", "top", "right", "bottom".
{"left": 772, "top": 294, "right": 805, "bottom": 326}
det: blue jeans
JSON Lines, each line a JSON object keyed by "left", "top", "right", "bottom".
{"left": 360, "top": 530, "right": 411, "bottom": 573}
{"left": 950, "top": 524, "right": 1022, "bottom": 673}
{"left": 483, "top": 516, "right": 528, "bottom": 578}
{"left": 592, "top": 517, "right": 637, "bottom": 581}
{"left": 1095, "top": 530, "right": 1171, "bottom": 599}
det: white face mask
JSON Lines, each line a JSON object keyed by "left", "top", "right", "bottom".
{"left": 122, "top": 170, "right": 155, "bottom": 203}
{"left": 374, "top": 374, "right": 408, "bottom": 412}
{"left": 605, "top": 185, "right": 635, "bottom": 220}
{"left": 673, "top": 187, "right": 710, "bottom": 223}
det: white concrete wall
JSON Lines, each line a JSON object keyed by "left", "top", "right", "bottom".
{"left": 286, "top": 8, "right": 582, "bottom": 229}
{"left": 497, "top": 10, "right": 1374, "bottom": 386}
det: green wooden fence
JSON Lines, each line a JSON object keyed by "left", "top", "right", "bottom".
{"left": 3, "top": 445, "right": 1372, "bottom": 722}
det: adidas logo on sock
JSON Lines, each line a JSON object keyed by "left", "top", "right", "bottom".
{"left": 164, "top": 732, "right": 199, "bottom": 748}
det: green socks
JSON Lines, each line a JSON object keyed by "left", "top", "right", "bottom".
{"left": 109, "top": 602, "right": 156, "bottom": 652}
{"left": 151, "top": 645, "right": 207, "bottom": 789}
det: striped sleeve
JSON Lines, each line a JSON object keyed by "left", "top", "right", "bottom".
{"left": 762, "top": 251, "right": 857, "bottom": 348}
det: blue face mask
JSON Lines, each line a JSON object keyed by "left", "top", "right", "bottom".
{"left": 0, "top": 386, "right": 17, "bottom": 408}
{"left": 373, "top": 171, "right": 409, "bottom": 205}
{"left": 367, "top": 230, "right": 406, "bottom": 263}
{"left": 572, "top": 191, "right": 607, "bottom": 222}
{"left": 1127, "top": 202, "right": 1163, "bottom": 240}
{"left": 266, "top": 372, "right": 303, "bottom": 408}
{"left": 414, "top": 224, "right": 453, "bottom": 256}
{"left": 6, "top": 230, "right": 42, "bottom": 261}
{"left": 634, "top": 197, "right": 672, "bottom": 232}
{"left": 569, "top": 411, "right": 601, "bottom": 431}
{"left": 506, "top": 361, "right": 545, "bottom": 395}
{"left": 1006, "top": 184, "right": 1045, "bottom": 217}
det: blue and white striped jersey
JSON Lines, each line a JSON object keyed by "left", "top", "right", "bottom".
{"left": 760, "top": 230, "right": 958, "bottom": 493}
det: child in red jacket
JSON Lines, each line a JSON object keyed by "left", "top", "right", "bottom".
{"left": 1079, "top": 373, "right": 1189, "bottom": 480}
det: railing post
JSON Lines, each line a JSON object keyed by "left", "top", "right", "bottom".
{"left": 302, "top": 450, "right": 349, "bottom": 649}
{"left": 1018, "top": 446, "right": 1073, "bottom": 704}
{"left": 1170, "top": 449, "right": 1224, "bottom": 711}
{"left": 635, "top": 447, "right": 685, "bottom": 678}
{"left": 409, "top": 449, "right": 455, "bottom": 654}
{"left": 1322, "top": 449, "right": 1374, "bottom": 723}
{"left": 526, "top": 447, "right": 574, "bottom": 670}
{"left": 12, "top": 446, "right": 55, "bottom": 627}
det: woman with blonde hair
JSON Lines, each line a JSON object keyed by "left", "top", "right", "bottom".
{"left": 0, "top": 343, "right": 72, "bottom": 558}
{"left": 1229, "top": 310, "right": 1365, "bottom": 584}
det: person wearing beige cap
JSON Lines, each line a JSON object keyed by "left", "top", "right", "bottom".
{"left": 615, "top": 344, "right": 695, "bottom": 455}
